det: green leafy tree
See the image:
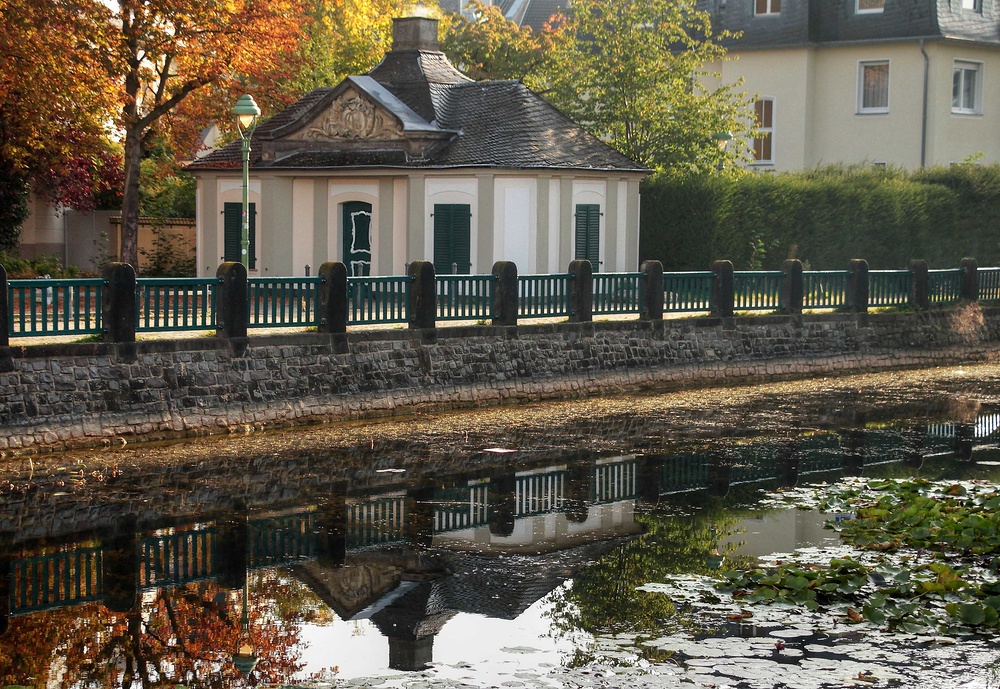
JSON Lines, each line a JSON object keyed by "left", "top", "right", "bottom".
{"left": 441, "top": 1, "right": 563, "bottom": 85}
{"left": 543, "top": 0, "right": 752, "bottom": 172}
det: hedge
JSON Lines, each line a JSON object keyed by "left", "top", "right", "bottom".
{"left": 639, "top": 165, "right": 1000, "bottom": 271}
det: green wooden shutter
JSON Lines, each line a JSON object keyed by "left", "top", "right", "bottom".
{"left": 575, "top": 204, "right": 600, "bottom": 267}
{"left": 433, "top": 204, "right": 471, "bottom": 274}
{"left": 223, "top": 202, "right": 256, "bottom": 269}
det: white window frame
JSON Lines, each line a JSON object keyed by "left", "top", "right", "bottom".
{"left": 856, "top": 0, "right": 885, "bottom": 13}
{"left": 857, "top": 60, "right": 890, "bottom": 114}
{"left": 952, "top": 60, "right": 983, "bottom": 115}
{"left": 962, "top": 0, "right": 981, "bottom": 11}
{"left": 754, "top": 0, "right": 781, "bottom": 16}
{"left": 752, "top": 97, "right": 775, "bottom": 165}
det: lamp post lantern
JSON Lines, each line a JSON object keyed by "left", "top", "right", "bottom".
{"left": 232, "top": 94, "right": 261, "bottom": 269}
{"left": 713, "top": 131, "right": 733, "bottom": 171}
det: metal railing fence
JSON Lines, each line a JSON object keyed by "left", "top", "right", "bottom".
{"left": 802, "top": 270, "right": 851, "bottom": 310}
{"left": 137, "top": 277, "right": 218, "bottom": 332}
{"left": 734, "top": 270, "right": 784, "bottom": 311}
{"left": 347, "top": 275, "right": 411, "bottom": 326}
{"left": 662, "top": 271, "right": 714, "bottom": 313}
{"left": 8, "top": 278, "right": 104, "bottom": 337}
{"left": 436, "top": 274, "right": 494, "bottom": 322}
{"left": 593, "top": 272, "right": 642, "bottom": 316}
{"left": 518, "top": 273, "right": 573, "bottom": 318}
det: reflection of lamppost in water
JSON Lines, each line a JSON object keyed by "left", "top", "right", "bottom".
{"left": 233, "top": 574, "right": 258, "bottom": 676}
{"left": 229, "top": 508, "right": 257, "bottom": 677}
{"left": 705, "top": 526, "right": 725, "bottom": 570}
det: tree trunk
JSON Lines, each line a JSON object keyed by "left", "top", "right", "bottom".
{"left": 119, "top": 125, "right": 143, "bottom": 271}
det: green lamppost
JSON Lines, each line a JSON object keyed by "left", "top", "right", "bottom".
{"left": 713, "top": 131, "right": 733, "bottom": 171}
{"left": 232, "top": 94, "right": 261, "bottom": 269}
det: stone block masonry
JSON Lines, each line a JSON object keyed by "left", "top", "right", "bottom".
{"left": 1, "top": 303, "right": 999, "bottom": 456}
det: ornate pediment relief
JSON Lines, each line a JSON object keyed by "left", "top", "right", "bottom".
{"left": 291, "top": 87, "right": 404, "bottom": 142}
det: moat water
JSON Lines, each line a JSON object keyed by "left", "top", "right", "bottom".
{"left": 2, "top": 365, "right": 1000, "bottom": 688}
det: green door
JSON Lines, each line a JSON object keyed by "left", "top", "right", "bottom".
{"left": 433, "top": 204, "right": 471, "bottom": 274}
{"left": 343, "top": 201, "right": 372, "bottom": 277}
{"left": 223, "top": 202, "right": 256, "bottom": 269}
{"left": 574, "top": 203, "right": 600, "bottom": 269}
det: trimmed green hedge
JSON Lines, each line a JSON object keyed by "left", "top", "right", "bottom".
{"left": 639, "top": 165, "right": 1000, "bottom": 270}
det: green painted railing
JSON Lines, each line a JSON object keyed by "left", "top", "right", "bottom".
{"left": 660, "top": 453, "right": 713, "bottom": 494}
{"left": 592, "top": 458, "right": 639, "bottom": 503}
{"left": 519, "top": 273, "right": 573, "bottom": 318}
{"left": 593, "top": 272, "right": 642, "bottom": 315}
{"left": 347, "top": 275, "right": 410, "bottom": 325}
{"left": 436, "top": 274, "right": 494, "bottom": 322}
{"left": 346, "top": 494, "right": 408, "bottom": 549}
{"left": 734, "top": 270, "right": 784, "bottom": 311}
{"left": 928, "top": 268, "right": 963, "bottom": 304}
{"left": 249, "top": 513, "right": 316, "bottom": 568}
{"left": 662, "top": 271, "right": 714, "bottom": 312}
{"left": 516, "top": 470, "right": 567, "bottom": 516}
{"left": 10, "top": 548, "right": 104, "bottom": 614}
{"left": 434, "top": 480, "right": 491, "bottom": 533}
{"left": 137, "top": 277, "right": 218, "bottom": 332}
{"left": 803, "top": 270, "right": 850, "bottom": 310}
{"left": 139, "top": 529, "right": 216, "bottom": 589}
{"left": 981, "top": 267, "right": 1000, "bottom": 301}
{"left": 249, "top": 276, "right": 321, "bottom": 329}
{"left": 869, "top": 270, "right": 912, "bottom": 307}
{"left": 8, "top": 278, "right": 103, "bottom": 337}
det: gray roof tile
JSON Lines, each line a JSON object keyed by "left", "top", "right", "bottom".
{"left": 190, "top": 39, "right": 646, "bottom": 174}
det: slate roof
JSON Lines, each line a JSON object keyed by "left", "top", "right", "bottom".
{"left": 189, "top": 25, "right": 646, "bottom": 174}
{"left": 699, "top": 0, "right": 1000, "bottom": 50}
{"left": 516, "top": 0, "right": 569, "bottom": 30}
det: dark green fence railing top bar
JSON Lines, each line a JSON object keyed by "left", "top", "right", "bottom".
{"left": 5, "top": 258, "right": 1000, "bottom": 340}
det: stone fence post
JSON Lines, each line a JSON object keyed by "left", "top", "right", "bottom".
{"left": 640, "top": 260, "right": 664, "bottom": 321}
{"left": 780, "top": 259, "right": 803, "bottom": 315}
{"left": 0, "top": 264, "right": 7, "bottom": 348}
{"left": 102, "top": 262, "right": 137, "bottom": 343}
{"left": 909, "top": 259, "right": 930, "bottom": 311}
{"left": 848, "top": 259, "right": 869, "bottom": 313}
{"left": 710, "top": 260, "right": 734, "bottom": 318}
{"left": 408, "top": 260, "right": 436, "bottom": 330}
{"left": 961, "top": 257, "right": 978, "bottom": 301}
{"left": 568, "top": 259, "right": 593, "bottom": 322}
{"left": 216, "top": 261, "right": 248, "bottom": 340}
{"left": 318, "top": 261, "right": 348, "bottom": 333}
{"left": 492, "top": 261, "right": 518, "bottom": 326}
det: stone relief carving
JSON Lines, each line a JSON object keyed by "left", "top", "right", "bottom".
{"left": 298, "top": 89, "right": 403, "bottom": 141}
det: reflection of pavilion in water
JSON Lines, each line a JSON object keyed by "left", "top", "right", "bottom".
{"left": 0, "top": 412, "right": 997, "bottom": 670}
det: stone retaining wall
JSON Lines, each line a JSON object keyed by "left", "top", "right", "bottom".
{"left": 1, "top": 302, "right": 998, "bottom": 455}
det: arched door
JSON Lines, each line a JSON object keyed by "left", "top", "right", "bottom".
{"left": 342, "top": 201, "right": 372, "bottom": 276}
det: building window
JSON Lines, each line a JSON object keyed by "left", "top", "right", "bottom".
{"left": 753, "top": 98, "right": 774, "bottom": 164}
{"left": 574, "top": 204, "right": 601, "bottom": 268}
{"left": 856, "top": 0, "right": 884, "bottom": 13}
{"left": 755, "top": 0, "right": 780, "bottom": 15}
{"left": 858, "top": 61, "right": 890, "bottom": 113}
{"left": 962, "top": 0, "right": 980, "bottom": 11}
{"left": 433, "top": 204, "right": 471, "bottom": 274}
{"left": 223, "top": 201, "right": 256, "bottom": 269}
{"left": 953, "top": 61, "right": 982, "bottom": 114}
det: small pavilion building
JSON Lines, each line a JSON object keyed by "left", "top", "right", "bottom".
{"left": 187, "top": 15, "right": 648, "bottom": 278}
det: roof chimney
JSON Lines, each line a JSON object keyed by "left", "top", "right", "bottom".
{"left": 391, "top": 16, "right": 440, "bottom": 52}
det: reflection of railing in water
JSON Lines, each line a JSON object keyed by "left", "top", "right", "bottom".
{"left": 5, "top": 416, "right": 996, "bottom": 619}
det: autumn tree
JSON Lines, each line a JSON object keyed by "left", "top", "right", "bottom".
{"left": 107, "top": 0, "right": 309, "bottom": 269}
{"left": 293, "top": 0, "right": 431, "bottom": 92}
{"left": 440, "top": 1, "right": 563, "bottom": 86}
{"left": 543, "top": 0, "right": 752, "bottom": 172}
{"left": 0, "top": 0, "right": 120, "bottom": 247}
